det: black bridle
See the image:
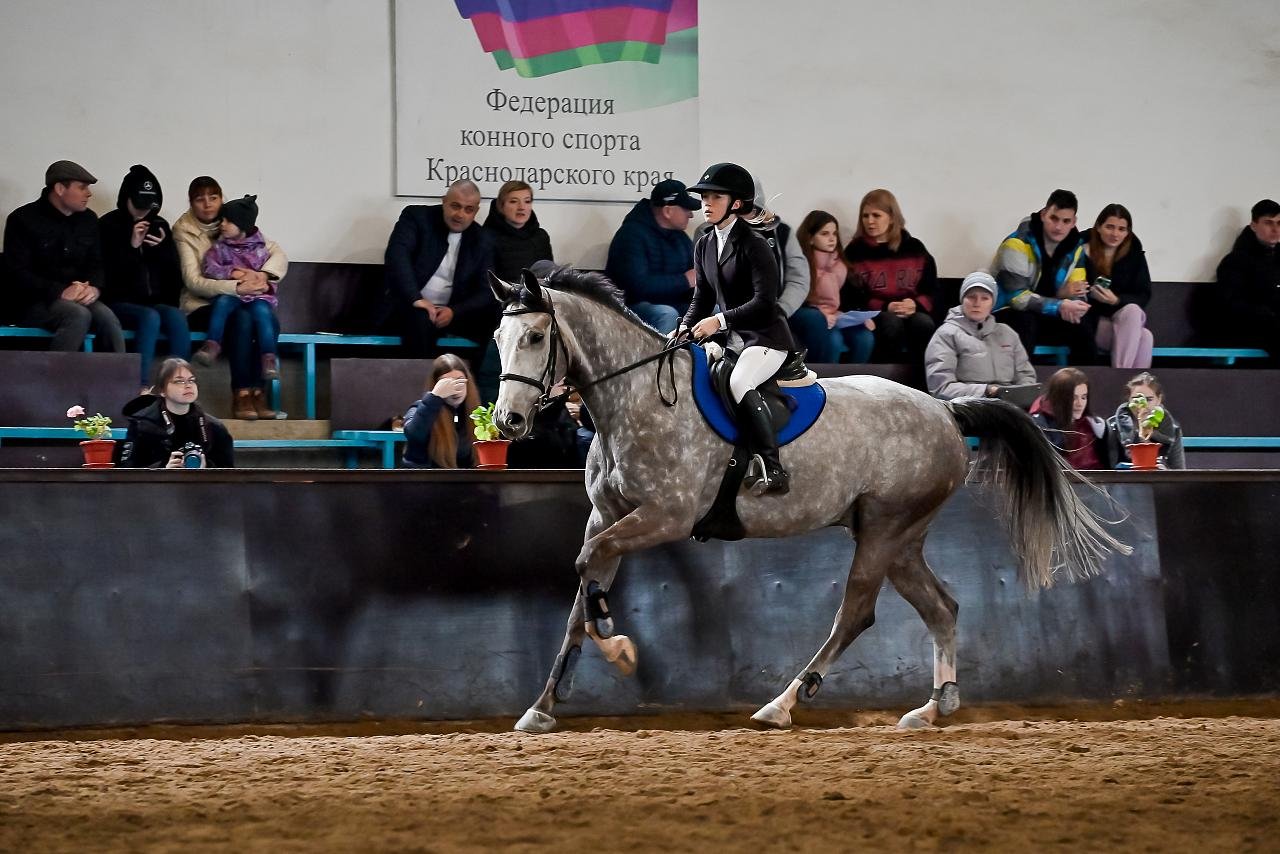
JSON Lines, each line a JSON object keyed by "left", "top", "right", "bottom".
{"left": 498, "top": 297, "right": 688, "bottom": 413}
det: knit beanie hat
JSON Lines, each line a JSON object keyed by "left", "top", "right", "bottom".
{"left": 960, "top": 271, "right": 997, "bottom": 298}
{"left": 118, "top": 164, "right": 163, "bottom": 213}
{"left": 221, "top": 195, "right": 259, "bottom": 234}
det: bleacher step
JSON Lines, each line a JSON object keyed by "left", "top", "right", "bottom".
{"left": 224, "top": 420, "right": 332, "bottom": 440}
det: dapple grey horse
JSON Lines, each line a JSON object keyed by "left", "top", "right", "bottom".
{"left": 488, "top": 268, "right": 1127, "bottom": 733}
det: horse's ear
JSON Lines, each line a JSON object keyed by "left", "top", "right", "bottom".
{"left": 488, "top": 270, "right": 515, "bottom": 304}
{"left": 520, "top": 268, "right": 544, "bottom": 305}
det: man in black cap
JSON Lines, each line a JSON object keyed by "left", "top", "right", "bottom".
{"left": 605, "top": 178, "right": 701, "bottom": 333}
{"left": 3, "top": 160, "right": 125, "bottom": 352}
{"left": 98, "top": 164, "right": 190, "bottom": 390}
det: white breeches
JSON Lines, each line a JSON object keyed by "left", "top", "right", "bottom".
{"left": 729, "top": 346, "right": 787, "bottom": 404}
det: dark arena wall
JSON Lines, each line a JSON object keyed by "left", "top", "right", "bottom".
{"left": 0, "top": 470, "right": 1276, "bottom": 730}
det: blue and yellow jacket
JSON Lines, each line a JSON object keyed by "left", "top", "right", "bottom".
{"left": 992, "top": 214, "right": 1087, "bottom": 316}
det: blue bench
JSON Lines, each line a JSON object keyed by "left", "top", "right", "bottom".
{"left": 276, "top": 333, "right": 480, "bottom": 419}
{"left": 0, "top": 426, "right": 377, "bottom": 467}
{"left": 1181, "top": 437, "right": 1280, "bottom": 449}
{"left": 1033, "top": 345, "right": 1269, "bottom": 366}
{"left": 331, "top": 429, "right": 407, "bottom": 469}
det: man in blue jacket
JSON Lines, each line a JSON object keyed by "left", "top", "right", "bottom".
{"left": 605, "top": 178, "right": 700, "bottom": 333}
{"left": 383, "top": 180, "right": 495, "bottom": 357}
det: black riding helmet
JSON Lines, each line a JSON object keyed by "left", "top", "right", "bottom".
{"left": 689, "top": 162, "right": 755, "bottom": 225}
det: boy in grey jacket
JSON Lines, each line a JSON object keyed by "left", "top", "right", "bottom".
{"left": 925, "top": 272, "right": 1037, "bottom": 400}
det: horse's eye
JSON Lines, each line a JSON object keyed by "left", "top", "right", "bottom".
{"left": 529, "top": 332, "right": 545, "bottom": 344}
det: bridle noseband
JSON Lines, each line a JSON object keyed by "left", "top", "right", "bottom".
{"left": 498, "top": 295, "right": 687, "bottom": 415}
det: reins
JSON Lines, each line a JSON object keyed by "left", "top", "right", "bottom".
{"left": 500, "top": 299, "right": 690, "bottom": 412}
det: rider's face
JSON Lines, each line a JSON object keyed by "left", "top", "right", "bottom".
{"left": 701, "top": 191, "right": 735, "bottom": 223}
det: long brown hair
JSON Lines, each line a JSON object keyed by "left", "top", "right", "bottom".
{"left": 1087, "top": 203, "right": 1133, "bottom": 277}
{"left": 426, "top": 353, "right": 480, "bottom": 468}
{"left": 1044, "top": 367, "right": 1091, "bottom": 426}
{"left": 851, "top": 189, "right": 905, "bottom": 251}
{"left": 796, "top": 210, "right": 844, "bottom": 302}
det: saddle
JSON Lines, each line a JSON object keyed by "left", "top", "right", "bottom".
{"left": 688, "top": 345, "right": 827, "bottom": 542}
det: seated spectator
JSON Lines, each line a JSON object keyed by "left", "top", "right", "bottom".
{"left": 925, "top": 272, "right": 1037, "bottom": 401}
{"left": 99, "top": 165, "right": 191, "bottom": 392}
{"left": 992, "top": 189, "right": 1094, "bottom": 364}
{"left": 565, "top": 390, "right": 595, "bottom": 466}
{"left": 383, "top": 180, "right": 495, "bottom": 358}
{"left": 605, "top": 178, "right": 700, "bottom": 333}
{"left": 508, "top": 386, "right": 580, "bottom": 468}
{"left": 174, "top": 176, "right": 288, "bottom": 421}
{"left": 1212, "top": 198, "right": 1280, "bottom": 355}
{"left": 1106, "top": 371, "right": 1186, "bottom": 469}
{"left": 1082, "top": 204, "right": 1153, "bottom": 369}
{"left": 484, "top": 180, "right": 554, "bottom": 282}
{"left": 1031, "top": 367, "right": 1115, "bottom": 470}
{"left": 2, "top": 160, "right": 125, "bottom": 353}
{"left": 194, "top": 195, "right": 282, "bottom": 384}
{"left": 843, "top": 189, "right": 937, "bottom": 363}
{"left": 401, "top": 353, "right": 479, "bottom": 468}
{"left": 789, "top": 210, "right": 873, "bottom": 363}
{"left": 118, "top": 358, "right": 234, "bottom": 468}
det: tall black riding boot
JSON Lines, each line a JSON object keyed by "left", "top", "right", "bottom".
{"left": 737, "top": 388, "right": 789, "bottom": 496}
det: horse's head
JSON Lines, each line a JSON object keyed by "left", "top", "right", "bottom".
{"left": 489, "top": 268, "right": 561, "bottom": 440}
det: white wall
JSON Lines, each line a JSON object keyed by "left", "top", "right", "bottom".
{"left": 2, "top": 0, "right": 1278, "bottom": 279}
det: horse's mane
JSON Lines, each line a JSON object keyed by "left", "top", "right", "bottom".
{"left": 515, "top": 266, "right": 664, "bottom": 338}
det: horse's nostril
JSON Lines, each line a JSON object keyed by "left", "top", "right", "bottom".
{"left": 506, "top": 412, "right": 524, "bottom": 427}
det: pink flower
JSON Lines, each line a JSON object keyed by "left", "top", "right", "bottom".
{"left": 66, "top": 405, "right": 86, "bottom": 419}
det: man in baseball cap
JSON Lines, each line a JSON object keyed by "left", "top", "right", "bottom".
{"left": 1, "top": 159, "right": 124, "bottom": 352}
{"left": 605, "top": 177, "right": 700, "bottom": 333}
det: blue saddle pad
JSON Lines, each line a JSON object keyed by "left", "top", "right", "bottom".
{"left": 688, "top": 344, "right": 827, "bottom": 447}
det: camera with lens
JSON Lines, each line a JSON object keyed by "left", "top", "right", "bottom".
{"left": 179, "top": 442, "right": 205, "bottom": 469}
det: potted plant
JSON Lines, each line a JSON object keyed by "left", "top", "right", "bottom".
{"left": 469, "top": 402, "right": 511, "bottom": 469}
{"left": 1126, "top": 394, "right": 1163, "bottom": 470}
{"left": 67, "top": 405, "right": 115, "bottom": 468}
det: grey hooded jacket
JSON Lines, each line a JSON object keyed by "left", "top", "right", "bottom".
{"left": 925, "top": 305, "right": 1037, "bottom": 399}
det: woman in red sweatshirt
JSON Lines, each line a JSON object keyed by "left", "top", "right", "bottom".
{"left": 843, "top": 189, "right": 938, "bottom": 365}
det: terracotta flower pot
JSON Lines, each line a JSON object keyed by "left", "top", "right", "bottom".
{"left": 1127, "top": 441, "right": 1160, "bottom": 470}
{"left": 80, "top": 439, "right": 116, "bottom": 469}
{"left": 473, "top": 439, "right": 511, "bottom": 470}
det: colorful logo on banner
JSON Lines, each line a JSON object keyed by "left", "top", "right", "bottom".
{"left": 455, "top": 0, "right": 697, "bottom": 100}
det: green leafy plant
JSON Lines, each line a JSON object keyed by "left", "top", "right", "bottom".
{"left": 1127, "top": 394, "right": 1165, "bottom": 442}
{"left": 469, "top": 402, "right": 501, "bottom": 442}
{"left": 66, "top": 405, "right": 113, "bottom": 440}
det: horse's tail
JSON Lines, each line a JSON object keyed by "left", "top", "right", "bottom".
{"left": 946, "top": 397, "right": 1131, "bottom": 589}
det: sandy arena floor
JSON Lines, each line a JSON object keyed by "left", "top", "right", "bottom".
{"left": 1, "top": 702, "right": 1278, "bottom": 853}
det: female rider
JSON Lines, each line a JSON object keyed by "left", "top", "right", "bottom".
{"left": 679, "top": 162, "right": 799, "bottom": 496}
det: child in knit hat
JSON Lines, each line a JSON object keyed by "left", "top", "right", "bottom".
{"left": 193, "top": 195, "right": 281, "bottom": 379}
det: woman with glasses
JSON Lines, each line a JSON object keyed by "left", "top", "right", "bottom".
{"left": 118, "top": 358, "right": 235, "bottom": 468}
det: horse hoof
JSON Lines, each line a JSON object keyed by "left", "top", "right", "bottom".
{"left": 514, "top": 708, "right": 557, "bottom": 733}
{"left": 896, "top": 711, "right": 934, "bottom": 730}
{"left": 750, "top": 702, "right": 793, "bottom": 729}
{"left": 597, "top": 634, "right": 637, "bottom": 676}
{"left": 937, "top": 682, "right": 961, "bottom": 717}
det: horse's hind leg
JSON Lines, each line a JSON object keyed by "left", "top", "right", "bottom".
{"left": 514, "top": 588, "right": 587, "bottom": 733}
{"left": 888, "top": 546, "right": 960, "bottom": 730}
{"left": 751, "top": 536, "right": 892, "bottom": 729}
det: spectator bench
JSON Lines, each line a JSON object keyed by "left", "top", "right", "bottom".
{"left": 1032, "top": 344, "right": 1269, "bottom": 366}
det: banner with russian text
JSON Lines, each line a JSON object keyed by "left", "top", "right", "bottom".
{"left": 394, "top": 0, "right": 699, "bottom": 201}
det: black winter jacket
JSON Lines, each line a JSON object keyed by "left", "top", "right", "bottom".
{"left": 2, "top": 194, "right": 103, "bottom": 316}
{"left": 1081, "top": 231, "right": 1152, "bottom": 319}
{"left": 117, "top": 396, "right": 234, "bottom": 468}
{"left": 98, "top": 209, "right": 183, "bottom": 307}
{"left": 1217, "top": 226, "right": 1280, "bottom": 318}
{"left": 483, "top": 200, "right": 554, "bottom": 283}
{"left": 383, "top": 205, "right": 495, "bottom": 322}
{"left": 684, "top": 218, "right": 796, "bottom": 352}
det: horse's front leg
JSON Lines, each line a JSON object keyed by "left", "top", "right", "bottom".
{"left": 577, "top": 503, "right": 689, "bottom": 677}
